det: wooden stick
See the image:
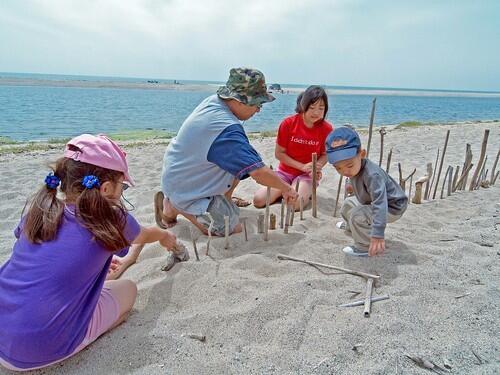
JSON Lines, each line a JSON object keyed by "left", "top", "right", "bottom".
{"left": 459, "top": 144, "right": 472, "bottom": 190}
{"left": 490, "top": 150, "right": 499, "bottom": 185}
{"left": 190, "top": 226, "right": 200, "bottom": 261}
{"left": 408, "top": 174, "right": 413, "bottom": 200}
{"left": 385, "top": 148, "right": 393, "bottom": 174}
{"left": 299, "top": 197, "right": 304, "bottom": 220}
{"left": 363, "top": 278, "right": 374, "bottom": 318}
{"left": 475, "top": 156, "right": 487, "bottom": 189}
{"left": 280, "top": 199, "right": 285, "bottom": 229}
{"left": 224, "top": 216, "right": 229, "bottom": 249}
{"left": 423, "top": 162, "right": 433, "bottom": 200}
{"left": 493, "top": 170, "right": 499, "bottom": 185}
{"left": 469, "top": 129, "right": 489, "bottom": 191}
{"left": 453, "top": 163, "right": 474, "bottom": 191}
{"left": 257, "top": 213, "right": 265, "bottom": 234}
{"left": 284, "top": 205, "right": 292, "bottom": 234}
{"left": 440, "top": 166, "right": 452, "bottom": 199}
{"left": 378, "top": 127, "right": 386, "bottom": 167}
{"left": 398, "top": 163, "right": 403, "bottom": 189}
{"left": 312, "top": 152, "right": 318, "bottom": 218}
{"left": 451, "top": 166, "right": 460, "bottom": 192}
{"left": 432, "top": 130, "right": 450, "bottom": 199}
{"left": 427, "top": 148, "right": 440, "bottom": 197}
{"left": 333, "top": 175, "right": 343, "bottom": 217}
{"left": 290, "top": 179, "right": 299, "bottom": 226}
{"left": 270, "top": 213, "right": 276, "bottom": 230}
{"left": 264, "top": 186, "right": 271, "bottom": 241}
{"left": 412, "top": 175, "right": 430, "bottom": 204}
{"left": 366, "top": 98, "right": 377, "bottom": 158}
{"left": 339, "top": 294, "right": 389, "bottom": 307}
{"left": 277, "top": 254, "right": 381, "bottom": 279}
{"left": 241, "top": 217, "right": 248, "bottom": 241}
{"left": 447, "top": 165, "right": 453, "bottom": 196}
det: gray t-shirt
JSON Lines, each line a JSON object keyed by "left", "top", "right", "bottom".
{"left": 350, "top": 158, "right": 408, "bottom": 238}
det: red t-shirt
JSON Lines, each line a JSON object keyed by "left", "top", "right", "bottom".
{"left": 276, "top": 113, "right": 333, "bottom": 176}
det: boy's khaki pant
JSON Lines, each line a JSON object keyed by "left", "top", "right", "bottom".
{"left": 340, "top": 196, "right": 402, "bottom": 250}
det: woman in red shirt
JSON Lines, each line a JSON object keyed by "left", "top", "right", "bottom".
{"left": 254, "top": 85, "right": 333, "bottom": 210}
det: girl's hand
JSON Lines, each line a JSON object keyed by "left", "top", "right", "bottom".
{"left": 159, "top": 231, "right": 177, "bottom": 250}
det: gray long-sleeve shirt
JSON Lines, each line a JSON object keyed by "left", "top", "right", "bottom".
{"left": 350, "top": 158, "right": 408, "bottom": 238}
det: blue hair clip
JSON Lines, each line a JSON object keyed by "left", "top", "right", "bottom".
{"left": 45, "top": 173, "right": 60, "bottom": 189}
{"left": 82, "top": 175, "right": 100, "bottom": 189}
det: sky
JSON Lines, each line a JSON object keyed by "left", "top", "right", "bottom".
{"left": 0, "top": 0, "right": 499, "bottom": 91}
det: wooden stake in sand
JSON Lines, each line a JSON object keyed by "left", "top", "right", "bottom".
{"left": 458, "top": 144, "right": 472, "bottom": 190}
{"left": 363, "top": 278, "right": 374, "bottom": 318}
{"left": 333, "top": 175, "right": 344, "bottom": 217}
{"left": 453, "top": 163, "right": 474, "bottom": 192}
{"left": 427, "top": 148, "right": 440, "bottom": 198}
{"left": 440, "top": 166, "right": 453, "bottom": 199}
{"left": 385, "top": 148, "right": 393, "bottom": 174}
{"left": 312, "top": 152, "right": 318, "bottom": 218}
{"left": 264, "top": 186, "right": 271, "bottom": 241}
{"left": 284, "top": 205, "right": 292, "bottom": 234}
{"left": 241, "top": 217, "right": 248, "bottom": 241}
{"left": 257, "top": 213, "right": 265, "bottom": 234}
{"left": 270, "top": 213, "right": 276, "bottom": 230}
{"left": 412, "top": 175, "right": 430, "bottom": 204}
{"left": 366, "top": 98, "right": 377, "bottom": 158}
{"left": 469, "top": 129, "right": 489, "bottom": 191}
{"left": 280, "top": 200, "right": 285, "bottom": 229}
{"left": 378, "top": 127, "right": 387, "bottom": 167}
{"left": 290, "top": 179, "right": 300, "bottom": 226}
{"left": 189, "top": 227, "right": 200, "bottom": 261}
{"left": 490, "top": 149, "right": 499, "bottom": 185}
{"left": 432, "top": 130, "right": 450, "bottom": 199}
{"left": 447, "top": 165, "right": 454, "bottom": 196}
{"left": 299, "top": 197, "right": 304, "bottom": 220}
{"left": 224, "top": 215, "right": 229, "bottom": 249}
{"left": 277, "top": 254, "right": 380, "bottom": 279}
{"left": 451, "top": 166, "right": 460, "bottom": 193}
{"left": 423, "top": 162, "right": 433, "bottom": 200}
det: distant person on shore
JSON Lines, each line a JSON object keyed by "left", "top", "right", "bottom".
{"left": 253, "top": 86, "right": 333, "bottom": 210}
{"left": 0, "top": 134, "right": 184, "bottom": 371}
{"left": 325, "top": 127, "right": 408, "bottom": 257}
{"left": 156, "top": 67, "right": 298, "bottom": 236}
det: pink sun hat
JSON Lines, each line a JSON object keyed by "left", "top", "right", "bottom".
{"left": 63, "top": 134, "right": 135, "bottom": 186}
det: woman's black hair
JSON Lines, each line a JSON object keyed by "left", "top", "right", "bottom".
{"left": 295, "top": 85, "right": 328, "bottom": 119}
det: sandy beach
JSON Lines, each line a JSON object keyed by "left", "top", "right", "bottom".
{"left": 0, "top": 122, "right": 498, "bottom": 374}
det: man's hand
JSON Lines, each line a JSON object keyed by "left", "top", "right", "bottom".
{"left": 369, "top": 237, "right": 385, "bottom": 256}
{"left": 159, "top": 231, "right": 177, "bottom": 250}
{"left": 282, "top": 186, "right": 298, "bottom": 204}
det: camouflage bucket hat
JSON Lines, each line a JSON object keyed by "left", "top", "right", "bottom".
{"left": 217, "top": 67, "right": 275, "bottom": 106}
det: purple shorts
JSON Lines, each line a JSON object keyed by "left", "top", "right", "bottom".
{"left": 275, "top": 169, "right": 317, "bottom": 187}
{"left": 0, "top": 286, "right": 120, "bottom": 372}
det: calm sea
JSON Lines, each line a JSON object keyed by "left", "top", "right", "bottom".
{"left": 1, "top": 72, "right": 499, "bottom": 141}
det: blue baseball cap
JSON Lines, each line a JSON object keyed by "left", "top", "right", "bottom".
{"left": 325, "top": 127, "right": 361, "bottom": 164}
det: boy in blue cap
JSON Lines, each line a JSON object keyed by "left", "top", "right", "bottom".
{"left": 325, "top": 127, "right": 408, "bottom": 256}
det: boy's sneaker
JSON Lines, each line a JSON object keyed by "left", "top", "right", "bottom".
{"left": 342, "top": 246, "right": 369, "bottom": 257}
{"left": 336, "top": 221, "right": 346, "bottom": 230}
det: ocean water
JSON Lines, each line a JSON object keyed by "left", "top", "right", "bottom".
{"left": 1, "top": 73, "right": 499, "bottom": 141}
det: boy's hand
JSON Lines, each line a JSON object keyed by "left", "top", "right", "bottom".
{"left": 159, "top": 231, "right": 177, "bottom": 250}
{"left": 369, "top": 237, "right": 385, "bottom": 256}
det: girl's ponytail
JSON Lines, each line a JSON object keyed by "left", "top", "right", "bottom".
{"left": 24, "top": 172, "right": 64, "bottom": 243}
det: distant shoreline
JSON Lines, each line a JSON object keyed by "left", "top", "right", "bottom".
{"left": 2, "top": 75, "right": 500, "bottom": 98}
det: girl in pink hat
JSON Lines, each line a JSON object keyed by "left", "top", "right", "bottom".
{"left": 0, "top": 134, "right": 186, "bottom": 371}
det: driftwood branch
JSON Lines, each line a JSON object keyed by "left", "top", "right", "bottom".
{"left": 333, "top": 175, "right": 344, "bottom": 217}
{"left": 432, "top": 130, "right": 450, "bottom": 199}
{"left": 378, "top": 127, "right": 387, "bottom": 167}
{"left": 339, "top": 294, "right": 390, "bottom": 307}
{"left": 469, "top": 129, "right": 489, "bottom": 191}
{"left": 312, "top": 152, "right": 318, "bottom": 218}
{"left": 423, "top": 162, "right": 433, "bottom": 200}
{"left": 366, "top": 98, "right": 377, "bottom": 158}
{"left": 490, "top": 149, "right": 499, "bottom": 185}
{"left": 412, "top": 175, "right": 430, "bottom": 204}
{"left": 364, "top": 278, "right": 374, "bottom": 317}
{"left": 277, "top": 254, "right": 380, "bottom": 279}
{"left": 427, "top": 148, "right": 440, "bottom": 197}
{"left": 386, "top": 148, "right": 393, "bottom": 174}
